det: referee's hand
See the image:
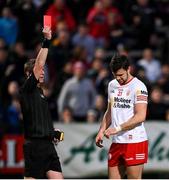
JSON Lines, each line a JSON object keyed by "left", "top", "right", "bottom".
{"left": 53, "top": 138, "right": 60, "bottom": 145}
{"left": 43, "top": 26, "right": 52, "bottom": 40}
{"left": 53, "top": 128, "right": 63, "bottom": 145}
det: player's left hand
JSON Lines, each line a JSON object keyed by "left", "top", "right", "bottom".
{"left": 104, "top": 127, "right": 118, "bottom": 139}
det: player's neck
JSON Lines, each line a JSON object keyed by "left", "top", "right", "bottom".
{"left": 125, "top": 75, "right": 134, "bottom": 84}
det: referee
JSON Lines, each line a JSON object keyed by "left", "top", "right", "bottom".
{"left": 19, "top": 27, "right": 63, "bottom": 179}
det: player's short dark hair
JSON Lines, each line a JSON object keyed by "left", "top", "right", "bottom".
{"left": 109, "top": 53, "right": 130, "bottom": 73}
{"left": 24, "top": 59, "right": 35, "bottom": 77}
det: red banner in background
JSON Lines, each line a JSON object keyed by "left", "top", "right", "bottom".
{"left": 0, "top": 135, "right": 24, "bottom": 174}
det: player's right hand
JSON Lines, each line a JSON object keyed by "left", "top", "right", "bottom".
{"left": 95, "top": 132, "right": 104, "bottom": 148}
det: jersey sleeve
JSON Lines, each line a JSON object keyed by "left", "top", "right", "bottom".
{"left": 134, "top": 82, "right": 148, "bottom": 104}
{"left": 108, "top": 82, "right": 111, "bottom": 103}
{"left": 21, "top": 73, "right": 38, "bottom": 92}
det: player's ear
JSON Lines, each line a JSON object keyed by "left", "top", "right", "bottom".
{"left": 128, "top": 66, "right": 132, "bottom": 73}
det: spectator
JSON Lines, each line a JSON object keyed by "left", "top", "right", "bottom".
{"left": 72, "top": 22, "right": 96, "bottom": 63}
{"left": 6, "top": 81, "right": 19, "bottom": 105}
{"left": 6, "top": 96, "right": 22, "bottom": 134}
{"left": 102, "top": 0, "right": 124, "bottom": 25}
{"left": 0, "top": 99, "right": 5, "bottom": 137}
{"left": 157, "top": 64, "right": 169, "bottom": 97}
{"left": 95, "top": 65, "right": 111, "bottom": 97}
{"left": 60, "top": 106, "right": 73, "bottom": 123}
{"left": 1, "top": 80, "right": 19, "bottom": 109}
{"left": 45, "top": 0, "right": 76, "bottom": 32}
{"left": 0, "top": 39, "right": 8, "bottom": 85}
{"left": 16, "top": 1, "right": 38, "bottom": 49}
{"left": 137, "top": 48, "right": 161, "bottom": 83}
{"left": 128, "top": 0, "right": 156, "bottom": 48}
{"left": 56, "top": 21, "right": 68, "bottom": 33}
{"left": 70, "top": 45, "right": 92, "bottom": 71}
{"left": 134, "top": 65, "right": 151, "bottom": 90}
{"left": 57, "top": 61, "right": 96, "bottom": 122}
{"left": 86, "top": 0, "right": 109, "bottom": 47}
{"left": 66, "top": 0, "right": 93, "bottom": 23}
{"left": 87, "top": 57, "right": 104, "bottom": 83}
{"left": 94, "top": 47, "right": 106, "bottom": 60}
{"left": 102, "top": 0, "right": 125, "bottom": 49}
{"left": 54, "top": 61, "right": 73, "bottom": 97}
{"left": 94, "top": 94, "right": 106, "bottom": 121}
{"left": 147, "top": 86, "right": 169, "bottom": 120}
{"left": 90, "top": 57, "right": 103, "bottom": 73}
{"left": 0, "top": 7, "right": 18, "bottom": 46}
{"left": 49, "top": 29, "right": 73, "bottom": 71}
{"left": 87, "top": 109, "right": 98, "bottom": 123}
{"left": 107, "top": 8, "right": 125, "bottom": 49}
{"left": 155, "top": 0, "right": 169, "bottom": 26}
{"left": 8, "top": 80, "right": 19, "bottom": 96}
{"left": 8, "top": 42, "right": 28, "bottom": 84}
{"left": 165, "top": 109, "right": 169, "bottom": 122}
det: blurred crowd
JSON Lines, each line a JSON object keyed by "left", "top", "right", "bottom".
{"left": 0, "top": 0, "right": 169, "bottom": 136}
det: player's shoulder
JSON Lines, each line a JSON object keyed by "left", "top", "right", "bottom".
{"left": 108, "top": 79, "right": 117, "bottom": 88}
{"left": 133, "top": 78, "right": 148, "bottom": 93}
{"left": 133, "top": 77, "right": 147, "bottom": 87}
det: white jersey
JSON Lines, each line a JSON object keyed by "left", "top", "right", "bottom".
{"left": 108, "top": 77, "right": 148, "bottom": 143}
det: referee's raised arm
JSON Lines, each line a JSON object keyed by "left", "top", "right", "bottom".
{"left": 33, "top": 27, "right": 52, "bottom": 81}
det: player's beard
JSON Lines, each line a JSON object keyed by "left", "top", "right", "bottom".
{"left": 118, "top": 72, "right": 129, "bottom": 85}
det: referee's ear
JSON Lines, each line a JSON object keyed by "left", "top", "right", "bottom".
{"left": 24, "top": 59, "right": 35, "bottom": 78}
{"left": 25, "top": 71, "right": 31, "bottom": 79}
{"left": 25, "top": 71, "right": 29, "bottom": 78}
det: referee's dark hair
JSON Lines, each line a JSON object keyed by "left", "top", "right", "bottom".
{"left": 24, "top": 59, "right": 35, "bottom": 77}
{"left": 109, "top": 53, "right": 130, "bottom": 73}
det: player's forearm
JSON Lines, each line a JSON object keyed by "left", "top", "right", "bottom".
{"left": 99, "top": 111, "right": 111, "bottom": 133}
{"left": 120, "top": 113, "right": 145, "bottom": 131}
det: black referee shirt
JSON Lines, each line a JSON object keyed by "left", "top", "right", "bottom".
{"left": 20, "top": 73, "right": 54, "bottom": 139}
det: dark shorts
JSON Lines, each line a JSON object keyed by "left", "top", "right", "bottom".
{"left": 23, "top": 138, "right": 62, "bottom": 178}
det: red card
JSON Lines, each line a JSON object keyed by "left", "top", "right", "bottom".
{"left": 43, "top": 15, "right": 51, "bottom": 28}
